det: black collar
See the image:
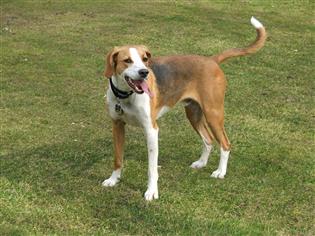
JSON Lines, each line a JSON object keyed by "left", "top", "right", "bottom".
{"left": 109, "top": 77, "right": 133, "bottom": 99}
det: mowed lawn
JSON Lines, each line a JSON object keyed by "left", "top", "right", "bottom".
{"left": 1, "top": 1, "right": 314, "bottom": 235}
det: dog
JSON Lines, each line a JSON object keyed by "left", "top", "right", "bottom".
{"left": 102, "top": 17, "right": 266, "bottom": 201}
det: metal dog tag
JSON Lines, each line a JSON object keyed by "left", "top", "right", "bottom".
{"left": 115, "top": 103, "right": 123, "bottom": 115}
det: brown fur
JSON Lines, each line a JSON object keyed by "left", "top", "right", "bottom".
{"left": 105, "top": 23, "right": 266, "bottom": 168}
{"left": 112, "top": 120, "right": 125, "bottom": 169}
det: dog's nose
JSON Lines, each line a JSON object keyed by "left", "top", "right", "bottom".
{"left": 138, "top": 69, "right": 149, "bottom": 78}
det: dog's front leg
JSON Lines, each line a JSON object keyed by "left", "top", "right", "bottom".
{"left": 102, "top": 120, "right": 125, "bottom": 187}
{"left": 144, "top": 126, "right": 159, "bottom": 201}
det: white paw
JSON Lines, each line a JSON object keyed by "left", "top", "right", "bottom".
{"left": 144, "top": 188, "right": 159, "bottom": 201}
{"left": 102, "top": 177, "right": 119, "bottom": 187}
{"left": 211, "top": 169, "right": 226, "bottom": 179}
{"left": 190, "top": 160, "right": 207, "bottom": 169}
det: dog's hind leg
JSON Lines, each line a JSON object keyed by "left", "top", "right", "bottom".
{"left": 202, "top": 105, "right": 231, "bottom": 179}
{"left": 198, "top": 74, "right": 231, "bottom": 179}
{"left": 185, "top": 101, "right": 214, "bottom": 169}
{"left": 198, "top": 70, "right": 231, "bottom": 179}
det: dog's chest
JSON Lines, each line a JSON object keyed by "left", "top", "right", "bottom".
{"left": 109, "top": 103, "right": 140, "bottom": 126}
{"left": 106, "top": 90, "right": 151, "bottom": 127}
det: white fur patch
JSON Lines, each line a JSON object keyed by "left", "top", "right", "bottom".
{"left": 211, "top": 147, "right": 230, "bottom": 179}
{"left": 102, "top": 168, "right": 121, "bottom": 187}
{"left": 191, "top": 135, "right": 213, "bottom": 169}
{"left": 251, "top": 16, "right": 263, "bottom": 29}
{"left": 130, "top": 48, "right": 145, "bottom": 68}
{"left": 106, "top": 83, "right": 151, "bottom": 127}
{"left": 144, "top": 127, "right": 159, "bottom": 201}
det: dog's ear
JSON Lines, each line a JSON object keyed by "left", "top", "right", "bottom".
{"left": 140, "top": 45, "right": 151, "bottom": 59}
{"left": 104, "top": 47, "right": 120, "bottom": 78}
{"left": 139, "top": 45, "right": 152, "bottom": 66}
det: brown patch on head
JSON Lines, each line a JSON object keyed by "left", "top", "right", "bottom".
{"left": 104, "top": 45, "right": 152, "bottom": 78}
{"left": 136, "top": 45, "right": 151, "bottom": 65}
{"left": 113, "top": 47, "right": 131, "bottom": 77}
{"left": 104, "top": 46, "right": 120, "bottom": 78}
{"left": 104, "top": 46, "right": 132, "bottom": 78}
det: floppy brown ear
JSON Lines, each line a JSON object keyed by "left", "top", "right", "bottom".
{"left": 104, "top": 47, "right": 120, "bottom": 78}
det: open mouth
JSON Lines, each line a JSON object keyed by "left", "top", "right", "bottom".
{"left": 125, "top": 75, "right": 153, "bottom": 97}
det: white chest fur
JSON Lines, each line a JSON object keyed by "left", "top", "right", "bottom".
{"left": 106, "top": 88, "right": 152, "bottom": 128}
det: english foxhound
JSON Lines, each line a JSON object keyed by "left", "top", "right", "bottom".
{"left": 102, "top": 17, "right": 266, "bottom": 201}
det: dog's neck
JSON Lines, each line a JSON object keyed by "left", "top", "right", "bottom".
{"left": 110, "top": 75, "right": 134, "bottom": 99}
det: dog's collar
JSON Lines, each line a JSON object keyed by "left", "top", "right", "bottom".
{"left": 109, "top": 77, "right": 133, "bottom": 99}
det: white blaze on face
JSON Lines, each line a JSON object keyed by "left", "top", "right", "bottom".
{"left": 130, "top": 48, "right": 146, "bottom": 68}
{"left": 123, "top": 48, "right": 147, "bottom": 80}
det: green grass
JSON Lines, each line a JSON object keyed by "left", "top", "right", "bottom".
{"left": 1, "top": 0, "right": 314, "bottom": 235}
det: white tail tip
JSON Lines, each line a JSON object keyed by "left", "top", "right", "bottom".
{"left": 251, "top": 16, "right": 263, "bottom": 29}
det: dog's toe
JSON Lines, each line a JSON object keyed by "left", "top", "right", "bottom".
{"left": 102, "top": 177, "right": 119, "bottom": 187}
{"left": 144, "top": 189, "right": 159, "bottom": 201}
{"left": 211, "top": 169, "right": 226, "bottom": 179}
{"left": 190, "top": 160, "right": 207, "bottom": 169}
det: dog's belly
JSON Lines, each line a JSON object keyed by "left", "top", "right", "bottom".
{"left": 150, "top": 56, "right": 212, "bottom": 106}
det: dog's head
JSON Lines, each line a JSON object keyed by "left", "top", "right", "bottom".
{"left": 105, "top": 45, "right": 153, "bottom": 96}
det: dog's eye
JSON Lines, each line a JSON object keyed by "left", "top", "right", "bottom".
{"left": 143, "top": 57, "right": 148, "bottom": 62}
{"left": 124, "top": 58, "right": 133, "bottom": 63}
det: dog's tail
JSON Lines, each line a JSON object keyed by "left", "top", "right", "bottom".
{"left": 212, "top": 17, "right": 266, "bottom": 64}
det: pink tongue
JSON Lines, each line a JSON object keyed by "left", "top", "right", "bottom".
{"left": 138, "top": 80, "right": 154, "bottom": 98}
